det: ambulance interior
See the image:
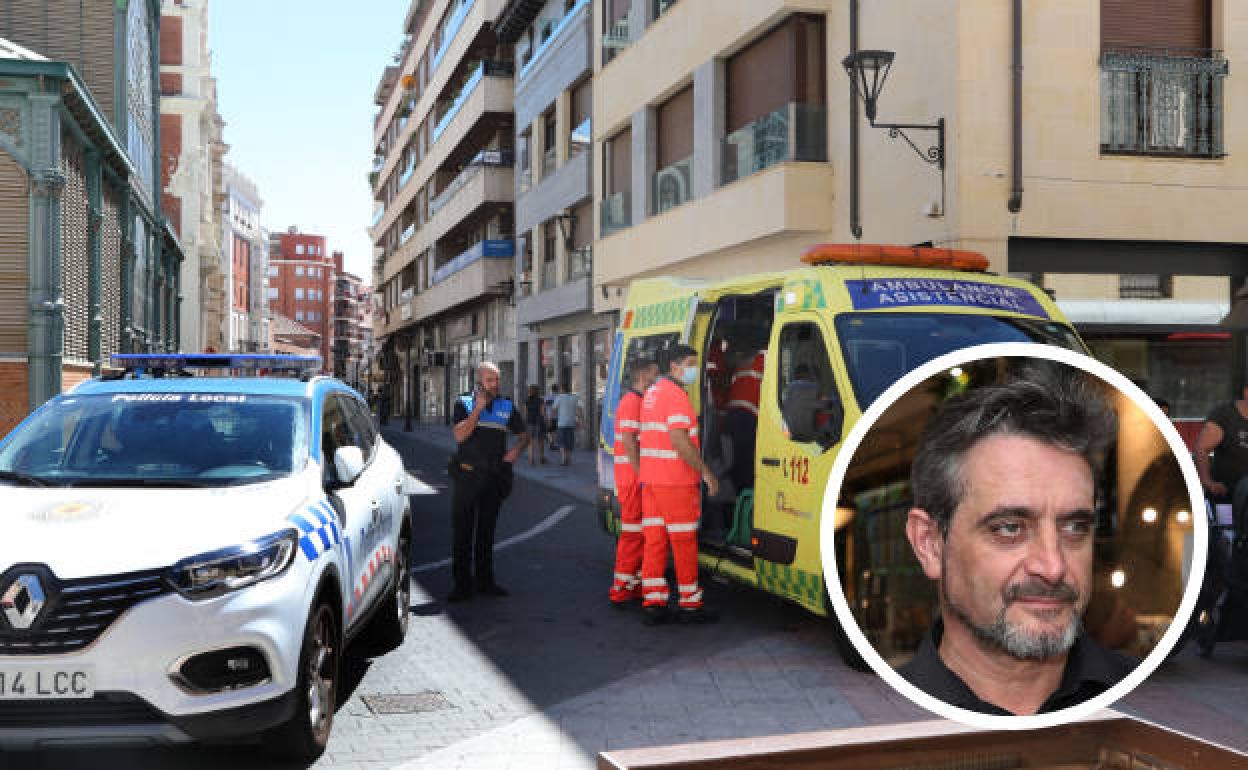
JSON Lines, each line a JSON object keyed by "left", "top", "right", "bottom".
{"left": 698, "top": 291, "right": 776, "bottom": 552}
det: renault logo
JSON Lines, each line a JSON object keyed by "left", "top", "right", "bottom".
{"left": 1, "top": 575, "right": 46, "bottom": 631}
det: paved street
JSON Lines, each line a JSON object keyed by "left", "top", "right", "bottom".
{"left": 13, "top": 424, "right": 1248, "bottom": 769}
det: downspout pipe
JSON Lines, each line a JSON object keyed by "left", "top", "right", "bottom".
{"left": 850, "top": 0, "right": 862, "bottom": 238}
{"left": 1007, "top": 0, "right": 1023, "bottom": 212}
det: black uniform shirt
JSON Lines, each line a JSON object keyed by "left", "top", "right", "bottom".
{"left": 453, "top": 393, "right": 526, "bottom": 470}
{"left": 1207, "top": 401, "right": 1248, "bottom": 494}
{"left": 897, "top": 617, "right": 1137, "bottom": 715}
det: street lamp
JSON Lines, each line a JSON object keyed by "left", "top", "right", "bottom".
{"left": 842, "top": 49, "right": 946, "bottom": 212}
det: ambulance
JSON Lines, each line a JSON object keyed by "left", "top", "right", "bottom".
{"left": 597, "top": 245, "right": 1084, "bottom": 635}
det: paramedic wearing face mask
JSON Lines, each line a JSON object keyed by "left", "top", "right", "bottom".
{"left": 638, "top": 345, "right": 720, "bottom": 625}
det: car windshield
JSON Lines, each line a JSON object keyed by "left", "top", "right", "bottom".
{"left": 835, "top": 312, "right": 1083, "bottom": 408}
{"left": 0, "top": 393, "right": 309, "bottom": 487}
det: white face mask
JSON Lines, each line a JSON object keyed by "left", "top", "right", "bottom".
{"left": 680, "top": 365, "right": 698, "bottom": 385}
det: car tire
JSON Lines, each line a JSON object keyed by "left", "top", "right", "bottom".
{"left": 822, "top": 586, "right": 870, "bottom": 673}
{"left": 362, "top": 530, "right": 411, "bottom": 652}
{"left": 266, "top": 600, "right": 340, "bottom": 762}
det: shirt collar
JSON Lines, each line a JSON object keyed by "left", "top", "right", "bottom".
{"left": 898, "top": 616, "right": 1135, "bottom": 715}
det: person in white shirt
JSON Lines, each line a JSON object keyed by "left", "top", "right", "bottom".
{"left": 554, "top": 386, "right": 583, "bottom": 465}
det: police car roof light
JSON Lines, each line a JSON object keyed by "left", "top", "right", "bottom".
{"left": 110, "top": 353, "right": 323, "bottom": 375}
{"left": 800, "top": 243, "right": 990, "bottom": 272}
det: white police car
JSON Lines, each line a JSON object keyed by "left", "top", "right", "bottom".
{"left": 0, "top": 354, "right": 425, "bottom": 759}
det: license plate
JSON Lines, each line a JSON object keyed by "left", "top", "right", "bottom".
{"left": 0, "top": 665, "right": 94, "bottom": 699}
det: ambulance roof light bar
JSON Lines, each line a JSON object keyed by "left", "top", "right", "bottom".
{"left": 800, "top": 243, "right": 990, "bottom": 272}
{"left": 109, "top": 353, "right": 323, "bottom": 377}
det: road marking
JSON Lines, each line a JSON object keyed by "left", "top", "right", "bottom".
{"left": 410, "top": 504, "right": 576, "bottom": 574}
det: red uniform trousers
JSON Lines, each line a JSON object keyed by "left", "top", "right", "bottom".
{"left": 640, "top": 483, "right": 703, "bottom": 609}
{"left": 608, "top": 468, "right": 644, "bottom": 602}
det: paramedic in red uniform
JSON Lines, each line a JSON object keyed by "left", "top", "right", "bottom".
{"left": 608, "top": 356, "right": 660, "bottom": 606}
{"left": 724, "top": 339, "right": 765, "bottom": 493}
{"left": 638, "top": 345, "right": 720, "bottom": 625}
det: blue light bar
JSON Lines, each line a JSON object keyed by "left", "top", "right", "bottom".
{"left": 111, "top": 354, "right": 323, "bottom": 372}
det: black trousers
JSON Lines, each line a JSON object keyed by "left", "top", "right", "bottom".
{"left": 450, "top": 467, "right": 504, "bottom": 590}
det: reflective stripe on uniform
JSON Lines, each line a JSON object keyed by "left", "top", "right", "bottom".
{"left": 644, "top": 592, "right": 668, "bottom": 601}
{"left": 642, "top": 577, "right": 668, "bottom": 588}
{"left": 619, "top": 419, "right": 641, "bottom": 429}
{"left": 730, "top": 370, "right": 763, "bottom": 383}
{"left": 620, "top": 522, "right": 643, "bottom": 532}
{"left": 667, "top": 414, "right": 691, "bottom": 426}
{"left": 667, "top": 521, "right": 699, "bottom": 533}
{"left": 641, "top": 517, "right": 666, "bottom": 528}
{"left": 616, "top": 572, "right": 640, "bottom": 582}
{"left": 726, "top": 399, "right": 759, "bottom": 416}
{"left": 640, "top": 421, "right": 668, "bottom": 432}
{"left": 641, "top": 448, "right": 680, "bottom": 459}
{"left": 614, "top": 455, "right": 632, "bottom": 464}
{"left": 678, "top": 583, "right": 699, "bottom": 592}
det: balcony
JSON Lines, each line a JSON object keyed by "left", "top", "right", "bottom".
{"left": 721, "top": 103, "right": 828, "bottom": 185}
{"left": 602, "top": 15, "right": 630, "bottom": 54}
{"left": 1100, "top": 48, "right": 1228, "bottom": 158}
{"left": 432, "top": 60, "right": 514, "bottom": 144}
{"left": 600, "top": 191, "right": 631, "bottom": 237}
{"left": 518, "top": 0, "right": 589, "bottom": 81}
{"left": 652, "top": 155, "right": 692, "bottom": 215}
{"left": 430, "top": 149, "right": 515, "bottom": 217}
{"left": 399, "top": 221, "right": 417, "bottom": 246}
{"left": 433, "top": 239, "right": 515, "bottom": 285}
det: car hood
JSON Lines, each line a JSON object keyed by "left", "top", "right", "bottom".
{"left": 0, "top": 476, "right": 316, "bottom": 579}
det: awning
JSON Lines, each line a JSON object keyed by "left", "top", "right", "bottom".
{"left": 1057, "top": 299, "right": 1229, "bottom": 326}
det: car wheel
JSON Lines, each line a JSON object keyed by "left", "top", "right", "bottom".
{"left": 822, "top": 586, "right": 870, "bottom": 673}
{"left": 266, "top": 600, "right": 340, "bottom": 761}
{"left": 363, "top": 531, "right": 411, "bottom": 651}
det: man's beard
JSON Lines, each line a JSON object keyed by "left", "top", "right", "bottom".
{"left": 942, "top": 578, "right": 1083, "bottom": 661}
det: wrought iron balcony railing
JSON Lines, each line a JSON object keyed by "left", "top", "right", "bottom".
{"left": 1100, "top": 47, "right": 1228, "bottom": 158}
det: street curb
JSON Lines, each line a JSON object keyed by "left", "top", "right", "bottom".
{"left": 384, "top": 427, "right": 599, "bottom": 506}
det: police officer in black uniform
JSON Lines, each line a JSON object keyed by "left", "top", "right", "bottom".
{"left": 447, "top": 361, "right": 529, "bottom": 602}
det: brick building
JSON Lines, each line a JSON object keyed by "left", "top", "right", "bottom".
{"left": 267, "top": 227, "right": 336, "bottom": 371}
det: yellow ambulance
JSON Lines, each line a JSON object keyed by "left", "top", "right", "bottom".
{"left": 596, "top": 244, "right": 1083, "bottom": 627}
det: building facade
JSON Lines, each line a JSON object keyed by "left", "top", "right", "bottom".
{"left": 159, "top": 0, "right": 229, "bottom": 354}
{"left": 0, "top": 1, "right": 183, "bottom": 434}
{"left": 372, "top": 0, "right": 518, "bottom": 424}
{"left": 223, "top": 163, "right": 268, "bottom": 351}
{"left": 496, "top": 0, "right": 611, "bottom": 448}
{"left": 268, "top": 228, "right": 336, "bottom": 371}
{"left": 591, "top": 0, "right": 1248, "bottom": 421}
{"left": 332, "top": 253, "right": 371, "bottom": 391}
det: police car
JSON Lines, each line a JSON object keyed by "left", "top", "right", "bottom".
{"left": 0, "top": 354, "right": 426, "bottom": 759}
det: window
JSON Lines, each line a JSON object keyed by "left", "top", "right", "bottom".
{"left": 601, "top": 127, "right": 632, "bottom": 235}
{"left": 296, "top": 244, "right": 305, "bottom": 255}
{"left": 296, "top": 311, "right": 304, "bottom": 321}
{"left": 570, "top": 79, "right": 592, "bottom": 158}
{"left": 776, "top": 322, "right": 841, "bottom": 449}
{"left": 722, "top": 15, "right": 827, "bottom": 183}
{"left": 295, "top": 266, "right": 305, "bottom": 276}
{"left": 654, "top": 85, "right": 694, "bottom": 214}
{"left": 542, "top": 222, "right": 557, "bottom": 290}
{"left": 1119, "top": 274, "right": 1173, "bottom": 299}
{"left": 517, "top": 128, "right": 532, "bottom": 193}
{"left": 268, "top": 266, "right": 279, "bottom": 277}
{"left": 295, "top": 288, "right": 305, "bottom": 300}
{"left": 542, "top": 108, "right": 557, "bottom": 176}
{"left": 568, "top": 202, "right": 592, "bottom": 279}
{"left": 267, "top": 287, "right": 278, "bottom": 299}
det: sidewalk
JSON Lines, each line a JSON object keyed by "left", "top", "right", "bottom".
{"left": 380, "top": 421, "right": 601, "bottom": 505}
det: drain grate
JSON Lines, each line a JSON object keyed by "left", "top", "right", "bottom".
{"left": 361, "top": 691, "right": 453, "bottom": 715}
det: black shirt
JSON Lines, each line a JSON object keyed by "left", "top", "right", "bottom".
{"left": 452, "top": 393, "right": 526, "bottom": 470}
{"left": 525, "top": 394, "right": 544, "bottom": 428}
{"left": 1207, "top": 401, "right": 1248, "bottom": 495}
{"left": 897, "top": 617, "right": 1136, "bottom": 715}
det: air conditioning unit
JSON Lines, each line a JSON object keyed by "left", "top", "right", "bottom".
{"left": 654, "top": 164, "right": 691, "bottom": 214}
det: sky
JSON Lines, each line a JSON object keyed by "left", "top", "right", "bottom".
{"left": 208, "top": 0, "right": 411, "bottom": 282}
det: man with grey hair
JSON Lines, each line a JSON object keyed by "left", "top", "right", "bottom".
{"left": 447, "top": 361, "right": 529, "bottom": 602}
{"left": 899, "top": 360, "right": 1134, "bottom": 715}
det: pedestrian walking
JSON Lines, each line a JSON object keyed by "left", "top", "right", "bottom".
{"left": 554, "top": 385, "right": 583, "bottom": 465}
{"left": 546, "top": 384, "right": 560, "bottom": 452}
{"left": 525, "top": 384, "right": 548, "bottom": 465}
{"left": 1196, "top": 385, "right": 1248, "bottom": 531}
{"left": 638, "top": 344, "right": 719, "bottom": 625}
{"left": 447, "top": 362, "right": 529, "bottom": 602}
{"left": 608, "top": 356, "right": 660, "bottom": 606}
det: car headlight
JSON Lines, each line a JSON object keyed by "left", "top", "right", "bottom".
{"left": 168, "top": 529, "right": 299, "bottom": 599}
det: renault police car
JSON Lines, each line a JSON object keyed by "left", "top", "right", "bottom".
{"left": 0, "top": 354, "right": 423, "bottom": 759}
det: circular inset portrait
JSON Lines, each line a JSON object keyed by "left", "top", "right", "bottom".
{"left": 820, "top": 343, "right": 1206, "bottom": 729}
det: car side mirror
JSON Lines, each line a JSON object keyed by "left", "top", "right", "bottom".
{"left": 332, "top": 446, "right": 365, "bottom": 487}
